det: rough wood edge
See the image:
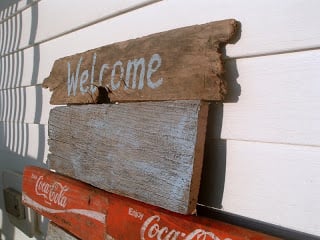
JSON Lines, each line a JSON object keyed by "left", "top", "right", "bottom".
{"left": 42, "top": 19, "right": 238, "bottom": 105}
{"left": 187, "top": 101, "right": 209, "bottom": 213}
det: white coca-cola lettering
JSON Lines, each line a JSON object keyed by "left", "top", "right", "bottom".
{"left": 185, "top": 229, "right": 219, "bottom": 240}
{"left": 35, "top": 176, "right": 69, "bottom": 208}
{"left": 140, "top": 215, "right": 232, "bottom": 240}
{"left": 128, "top": 207, "right": 144, "bottom": 220}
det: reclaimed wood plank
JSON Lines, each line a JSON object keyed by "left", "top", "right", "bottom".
{"left": 47, "top": 100, "right": 208, "bottom": 214}
{"left": 42, "top": 19, "right": 237, "bottom": 104}
{"left": 46, "top": 222, "right": 79, "bottom": 240}
{"left": 22, "top": 166, "right": 281, "bottom": 240}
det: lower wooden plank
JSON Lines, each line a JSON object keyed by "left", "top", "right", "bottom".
{"left": 46, "top": 222, "right": 79, "bottom": 240}
{"left": 23, "top": 166, "right": 281, "bottom": 240}
{"left": 48, "top": 100, "right": 208, "bottom": 214}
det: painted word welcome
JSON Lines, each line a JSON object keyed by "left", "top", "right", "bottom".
{"left": 67, "top": 53, "right": 164, "bottom": 97}
{"left": 44, "top": 20, "right": 237, "bottom": 104}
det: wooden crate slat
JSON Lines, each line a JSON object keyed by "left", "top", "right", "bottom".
{"left": 23, "top": 166, "right": 280, "bottom": 240}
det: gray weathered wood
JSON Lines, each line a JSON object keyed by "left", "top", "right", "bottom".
{"left": 48, "top": 100, "right": 208, "bottom": 214}
{"left": 46, "top": 222, "right": 79, "bottom": 240}
{"left": 46, "top": 222, "right": 113, "bottom": 240}
{"left": 42, "top": 19, "right": 237, "bottom": 104}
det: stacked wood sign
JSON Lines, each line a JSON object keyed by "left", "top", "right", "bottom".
{"left": 22, "top": 19, "right": 279, "bottom": 239}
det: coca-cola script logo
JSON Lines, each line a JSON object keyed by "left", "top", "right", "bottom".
{"left": 35, "top": 176, "right": 69, "bottom": 208}
{"left": 140, "top": 215, "right": 232, "bottom": 240}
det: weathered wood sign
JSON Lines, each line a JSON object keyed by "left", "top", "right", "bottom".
{"left": 23, "top": 166, "right": 280, "bottom": 240}
{"left": 43, "top": 19, "right": 237, "bottom": 104}
{"left": 48, "top": 100, "right": 208, "bottom": 214}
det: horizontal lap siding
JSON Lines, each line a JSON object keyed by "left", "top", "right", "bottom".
{"left": 1, "top": 0, "right": 319, "bottom": 59}
{"left": 0, "top": 123, "right": 48, "bottom": 164}
{"left": 0, "top": 0, "right": 161, "bottom": 55}
{"left": 2, "top": 0, "right": 320, "bottom": 88}
{"left": 223, "top": 140, "right": 320, "bottom": 234}
{"left": 0, "top": 0, "right": 32, "bottom": 21}
{"left": 0, "top": 86, "right": 52, "bottom": 124}
{"left": 219, "top": 49, "right": 320, "bottom": 146}
{"left": 0, "top": 0, "right": 319, "bottom": 237}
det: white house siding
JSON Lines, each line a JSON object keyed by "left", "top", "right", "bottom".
{"left": 0, "top": 0, "right": 319, "bottom": 238}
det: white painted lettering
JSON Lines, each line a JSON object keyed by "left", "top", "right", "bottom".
{"left": 31, "top": 173, "right": 37, "bottom": 180}
{"left": 128, "top": 207, "right": 144, "bottom": 220}
{"left": 90, "top": 53, "right": 97, "bottom": 93}
{"left": 147, "top": 53, "right": 163, "bottom": 89}
{"left": 35, "top": 176, "right": 69, "bottom": 208}
{"left": 111, "top": 60, "right": 124, "bottom": 90}
{"left": 80, "top": 70, "right": 89, "bottom": 94}
{"left": 67, "top": 57, "right": 83, "bottom": 96}
{"left": 185, "top": 229, "right": 217, "bottom": 240}
{"left": 140, "top": 215, "right": 228, "bottom": 240}
{"left": 99, "top": 63, "right": 109, "bottom": 86}
{"left": 125, "top": 58, "right": 145, "bottom": 90}
{"left": 66, "top": 52, "right": 164, "bottom": 97}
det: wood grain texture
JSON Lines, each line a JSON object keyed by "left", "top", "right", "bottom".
{"left": 23, "top": 166, "right": 281, "bottom": 240}
{"left": 42, "top": 19, "right": 237, "bottom": 104}
{"left": 48, "top": 100, "right": 208, "bottom": 214}
{"left": 46, "top": 222, "right": 79, "bottom": 240}
{"left": 2, "top": 0, "right": 320, "bottom": 238}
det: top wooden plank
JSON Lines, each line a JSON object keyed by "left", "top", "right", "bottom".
{"left": 42, "top": 19, "right": 237, "bottom": 104}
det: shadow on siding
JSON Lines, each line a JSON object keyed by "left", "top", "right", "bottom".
{"left": 198, "top": 103, "right": 227, "bottom": 208}
{"left": 198, "top": 24, "right": 241, "bottom": 210}
{"left": 0, "top": 0, "right": 47, "bottom": 239}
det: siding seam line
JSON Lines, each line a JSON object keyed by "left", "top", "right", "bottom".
{"left": 224, "top": 46, "right": 320, "bottom": 61}
{"left": 218, "top": 137, "right": 320, "bottom": 149}
{"left": 0, "top": 0, "right": 162, "bottom": 58}
{"left": 0, "top": 0, "right": 41, "bottom": 25}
